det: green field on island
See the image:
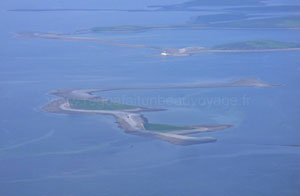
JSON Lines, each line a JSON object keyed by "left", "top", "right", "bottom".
{"left": 69, "top": 99, "right": 138, "bottom": 111}
{"left": 192, "top": 15, "right": 300, "bottom": 29}
{"left": 91, "top": 25, "right": 154, "bottom": 33}
{"left": 211, "top": 40, "right": 300, "bottom": 50}
{"left": 144, "top": 123, "right": 195, "bottom": 132}
{"left": 214, "top": 15, "right": 300, "bottom": 28}
{"left": 88, "top": 15, "right": 300, "bottom": 34}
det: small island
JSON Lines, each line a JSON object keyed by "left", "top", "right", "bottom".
{"left": 16, "top": 32, "right": 300, "bottom": 57}
{"left": 211, "top": 40, "right": 300, "bottom": 50}
{"left": 209, "top": 15, "right": 300, "bottom": 29}
{"left": 71, "top": 15, "right": 300, "bottom": 35}
{"left": 161, "top": 40, "right": 300, "bottom": 56}
{"left": 43, "top": 79, "right": 278, "bottom": 145}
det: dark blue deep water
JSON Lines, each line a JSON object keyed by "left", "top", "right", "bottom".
{"left": 0, "top": 0, "right": 300, "bottom": 195}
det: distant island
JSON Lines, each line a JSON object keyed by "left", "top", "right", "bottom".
{"left": 67, "top": 15, "right": 300, "bottom": 35}
{"left": 8, "top": 5, "right": 300, "bottom": 13}
{"left": 43, "top": 79, "right": 278, "bottom": 145}
{"left": 191, "top": 15, "right": 300, "bottom": 29}
{"left": 16, "top": 32, "right": 300, "bottom": 57}
{"left": 161, "top": 40, "right": 300, "bottom": 56}
{"left": 211, "top": 40, "right": 300, "bottom": 50}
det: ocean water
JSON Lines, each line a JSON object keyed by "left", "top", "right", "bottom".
{"left": 1, "top": 0, "right": 300, "bottom": 196}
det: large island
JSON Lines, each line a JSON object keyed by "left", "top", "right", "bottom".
{"left": 43, "top": 79, "right": 278, "bottom": 145}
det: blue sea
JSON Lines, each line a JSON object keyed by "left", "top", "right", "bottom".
{"left": 1, "top": 0, "right": 300, "bottom": 195}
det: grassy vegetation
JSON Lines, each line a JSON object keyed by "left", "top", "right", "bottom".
{"left": 192, "top": 14, "right": 300, "bottom": 28}
{"left": 192, "top": 13, "right": 248, "bottom": 25}
{"left": 211, "top": 40, "right": 300, "bottom": 50}
{"left": 215, "top": 15, "right": 300, "bottom": 28}
{"left": 89, "top": 15, "right": 300, "bottom": 34}
{"left": 91, "top": 24, "right": 210, "bottom": 33}
{"left": 144, "top": 123, "right": 194, "bottom": 133}
{"left": 69, "top": 99, "right": 138, "bottom": 111}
